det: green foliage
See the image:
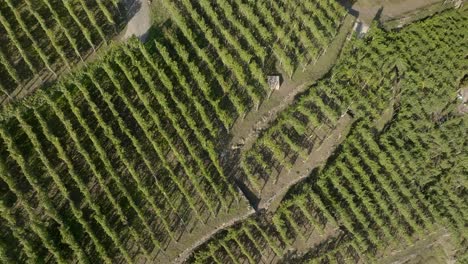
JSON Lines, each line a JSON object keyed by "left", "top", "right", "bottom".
{"left": 187, "top": 7, "right": 467, "bottom": 263}
{"left": 0, "top": 0, "right": 122, "bottom": 98}
{"left": 0, "top": 1, "right": 465, "bottom": 264}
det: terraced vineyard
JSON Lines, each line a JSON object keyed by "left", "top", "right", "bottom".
{"left": 160, "top": 0, "right": 348, "bottom": 122}
{"left": 0, "top": 0, "right": 351, "bottom": 263}
{"left": 196, "top": 118, "right": 466, "bottom": 263}
{"left": 188, "top": 7, "right": 468, "bottom": 263}
{"left": 239, "top": 37, "right": 396, "bottom": 193}
{"left": 0, "top": 0, "right": 466, "bottom": 264}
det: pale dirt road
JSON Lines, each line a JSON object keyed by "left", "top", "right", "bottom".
{"left": 124, "top": 0, "right": 151, "bottom": 41}
{"left": 172, "top": 208, "right": 256, "bottom": 264}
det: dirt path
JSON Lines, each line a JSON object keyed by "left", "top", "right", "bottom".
{"left": 141, "top": 194, "right": 253, "bottom": 263}
{"left": 171, "top": 208, "right": 256, "bottom": 264}
{"left": 123, "top": 0, "right": 151, "bottom": 41}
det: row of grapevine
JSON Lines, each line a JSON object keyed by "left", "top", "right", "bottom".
{"left": 0, "top": 0, "right": 123, "bottom": 99}
{"left": 185, "top": 8, "right": 467, "bottom": 263}
{"left": 160, "top": 0, "right": 348, "bottom": 123}
{"left": 380, "top": 119, "right": 467, "bottom": 240}
{"left": 186, "top": 121, "right": 442, "bottom": 262}
{"left": 190, "top": 217, "right": 287, "bottom": 264}
{"left": 292, "top": 234, "right": 361, "bottom": 264}
{"left": 379, "top": 8, "right": 468, "bottom": 243}
{"left": 239, "top": 26, "right": 398, "bottom": 192}
{"left": 0, "top": 38, "right": 242, "bottom": 262}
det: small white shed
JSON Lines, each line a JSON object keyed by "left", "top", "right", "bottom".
{"left": 267, "top": 75, "right": 281, "bottom": 91}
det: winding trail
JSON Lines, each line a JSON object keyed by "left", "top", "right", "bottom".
{"left": 172, "top": 208, "right": 256, "bottom": 263}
